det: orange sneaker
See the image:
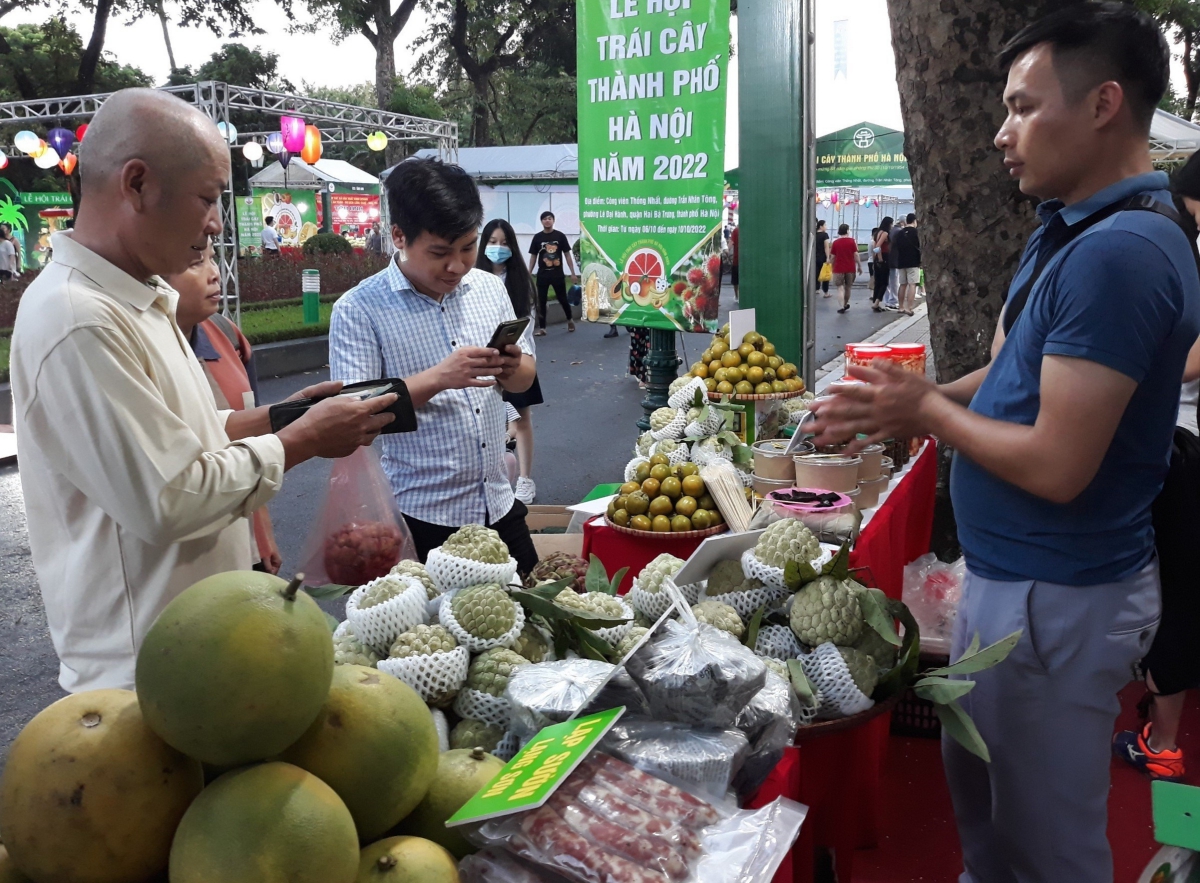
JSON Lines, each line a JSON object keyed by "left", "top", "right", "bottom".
{"left": 1113, "top": 723, "right": 1185, "bottom": 782}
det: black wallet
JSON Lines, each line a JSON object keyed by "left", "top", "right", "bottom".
{"left": 268, "top": 378, "right": 418, "bottom": 435}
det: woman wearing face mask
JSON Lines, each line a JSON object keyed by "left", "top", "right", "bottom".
{"left": 477, "top": 219, "right": 543, "bottom": 505}
{"left": 164, "top": 241, "right": 282, "bottom": 573}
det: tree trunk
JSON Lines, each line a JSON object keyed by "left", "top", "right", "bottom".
{"left": 374, "top": 12, "right": 396, "bottom": 110}
{"left": 886, "top": 0, "right": 1074, "bottom": 383}
{"left": 77, "top": 0, "right": 115, "bottom": 94}
{"left": 1185, "top": 32, "right": 1199, "bottom": 120}
{"left": 155, "top": 0, "right": 177, "bottom": 73}
{"left": 470, "top": 76, "right": 490, "bottom": 146}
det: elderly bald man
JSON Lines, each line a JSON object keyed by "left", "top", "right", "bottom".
{"left": 10, "top": 89, "right": 396, "bottom": 692}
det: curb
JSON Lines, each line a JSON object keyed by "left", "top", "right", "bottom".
{"left": 815, "top": 303, "right": 928, "bottom": 393}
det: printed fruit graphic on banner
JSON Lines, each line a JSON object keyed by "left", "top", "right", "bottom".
{"left": 624, "top": 247, "right": 666, "bottom": 307}
{"left": 0, "top": 689, "right": 204, "bottom": 883}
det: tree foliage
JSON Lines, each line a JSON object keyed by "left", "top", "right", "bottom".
{"left": 1137, "top": 0, "right": 1200, "bottom": 120}
{"left": 167, "top": 42, "right": 294, "bottom": 91}
{"left": 300, "top": 0, "right": 421, "bottom": 108}
{"left": 0, "top": 17, "right": 150, "bottom": 100}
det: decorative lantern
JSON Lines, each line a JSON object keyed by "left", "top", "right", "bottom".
{"left": 14, "top": 131, "right": 39, "bottom": 155}
{"left": 278, "top": 149, "right": 293, "bottom": 169}
{"left": 216, "top": 121, "right": 238, "bottom": 145}
{"left": 265, "top": 132, "right": 284, "bottom": 155}
{"left": 75, "top": 123, "right": 88, "bottom": 141}
{"left": 34, "top": 146, "right": 60, "bottom": 169}
{"left": 47, "top": 127, "right": 74, "bottom": 157}
{"left": 30, "top": 140, "right": 47, "bottom": 159}
{"left": 242, "top": 141, "right": 263, "bottom": 162}
{"left": 58, "top": 152, "right": 77, "bottom": 175}
{"left": 280, "top": 116, "right": 305, "bottom": 152}
{"left": 300, "top": 125, "right": 322, "bottom": 164}
{"left": 366, "top": 131, "right": 388, "bottom": 151}
{"left": 0, "top": 150, "right": 9, "bottom": 170}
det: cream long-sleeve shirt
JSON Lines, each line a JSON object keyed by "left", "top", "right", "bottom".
{"left": 11, "top": 233, "right": 286, "bottom": 692}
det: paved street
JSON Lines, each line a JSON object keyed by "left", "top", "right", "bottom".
{"left": 0, "top": 279, "right": 898, "bottom": 765}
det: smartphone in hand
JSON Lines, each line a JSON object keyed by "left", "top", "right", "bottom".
{"left": 486, "top": 318, "right": 530, "bottom": 352}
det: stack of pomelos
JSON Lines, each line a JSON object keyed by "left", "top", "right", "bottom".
{"left": 0, "top": 570, "right": 485, "bottom": 883}
{"left": 686, "top": 328, "right": 803, "bottom": 396}
{"left": 608, "top": 456, "right": 723, "bottom": 533}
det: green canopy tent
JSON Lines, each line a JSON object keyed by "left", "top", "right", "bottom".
{"left": 817, "top": 122, "right": 909, "bottom": 187}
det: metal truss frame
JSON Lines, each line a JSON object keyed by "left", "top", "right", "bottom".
{"left": 0, "top": 82, "right": 458, "bottom": 324}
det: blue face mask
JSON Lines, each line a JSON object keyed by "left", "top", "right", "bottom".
{"left": 485, "top": 244, "right": 512, "bottom": 264}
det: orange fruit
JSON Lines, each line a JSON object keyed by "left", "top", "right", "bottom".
{"left": 671, "top": 515, "right": 693, "bottom": 532}
{"left": 746, "top": 366, "right": 764, "bottom": 384}
{"left": 681, "top": 475, "right": 705, "bottom": 497}
{"left": 630, "top": 514, "right": 652, "bottom": 531}
{"left": 660, "top": 476, "right": 682, "bottom": 499}
{"left": 720, "top": 350, "right": 741, "bottom": 368}
{"left": 640, "top": 477, "right": 661, "bottom": 498}
{"left": 651, "top": 515, "right": 672, "bottom": 532}
{"left": 674, "top": 496, "right": 697, "bottom": 517}
{"left": 648, "top": 495, "right": 674, "bottom": 517}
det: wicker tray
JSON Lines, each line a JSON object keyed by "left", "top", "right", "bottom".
{"left": 707, "top": 388, "right": 807, "bottom": 403}
{"left": 602, "top": 517, "right": 728, "bottom": 540}
{"left": 793, "top": 690, "right": 902, "bottom": 742}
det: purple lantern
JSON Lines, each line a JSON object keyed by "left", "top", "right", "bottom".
{"left": 279, "top": 149, "right": 293, "bottom": 169}
{"left": 265, "top": 132, "right": 284, "bottom": 155}
{"left": 280, "top": 116, "right": 305, "bottom": 153}
{"left": 46, "top": 127, "right": 74, "bottom": 157}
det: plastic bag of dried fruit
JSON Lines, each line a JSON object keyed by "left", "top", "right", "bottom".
{"left": 299, "top": 445, "right": 417, "bottom": 586}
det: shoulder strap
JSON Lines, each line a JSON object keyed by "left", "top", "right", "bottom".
{"left": 1002, "top": 194, "right": 1185, "bottom": 337}
{"left": 207, "top": 312, "right": 244, "bottom": 355}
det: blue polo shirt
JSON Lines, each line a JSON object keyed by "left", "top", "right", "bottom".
{"left": 950, "top": 172, "right": 1200, "bottom": 585}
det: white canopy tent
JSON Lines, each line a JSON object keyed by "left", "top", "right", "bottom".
{"left": 1151, "top": 109, "right": 1200, "bottom": 162}
{"left": 407, "top": 144, "right": 578, "bottom": 182}
{"left": 250, "top": 157, "right": 381, "bottom": 190}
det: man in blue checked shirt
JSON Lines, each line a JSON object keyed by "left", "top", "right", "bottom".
{"left": 330, "top": 158, "right": 541, "bottom": 574}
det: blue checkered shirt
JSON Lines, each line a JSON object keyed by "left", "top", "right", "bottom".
{"left": 329, "top": 259, "right": 532, "bottom": 526}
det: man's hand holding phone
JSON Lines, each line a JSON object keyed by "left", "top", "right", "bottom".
{"left": 495, "top": 343, "right": 523, "bottom": 381}
{"left": 438, "top": 346, "right": 507, "bottom": 390}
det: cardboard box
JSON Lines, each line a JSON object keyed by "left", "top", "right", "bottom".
{"left": 526, "top": 505, "right": 584, "bottom": 557}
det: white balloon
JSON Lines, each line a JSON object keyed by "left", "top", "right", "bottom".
{"left": 242, "top": 141, "right": 263, "bottom": 162}
{"left": 14, "top": 130, "right": 39, "bottom": 154}
{"left": 34, "top": 146, "right": 60, "bottom": 169}
{"left": 216, "top": 121, "right": 238, "bottom": 144}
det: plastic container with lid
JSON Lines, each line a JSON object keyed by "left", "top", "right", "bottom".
{"left": 793, "top": 454, "right": 862, "bottom": 493}
{"left": 857, "top": 443, "right": 886, "bottom": 481}
{"left": 846, "top": 345, "right": 893, "bottom": 371}
{"left": 763, "top": 488, "right": 858, "bottom": 542}
{"left": 753, "top": 438, "right": 813, "bottom": 480}
{"left": 880, "top": 456, "right": 895, "bottom": 478}
{"left": 856, "top": 474, "right": 890, "bottom": 510}
{"left": 887, "top": 342, "right": 927, "bottom": 375}
{"left": 753, "top": 474, "right": 795, "bottom": 498}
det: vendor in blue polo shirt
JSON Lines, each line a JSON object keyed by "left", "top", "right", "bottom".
{"left": 809, "top": 5, "right": 1200, "bottom": 882}
{"left": 329, "top": 158, "right": 540, "bottom": 575}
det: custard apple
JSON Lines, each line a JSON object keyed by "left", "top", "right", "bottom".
{"left": 451, "top": 583, "right": 519, "bottom": 639}
{"left": 466, "top": 647, "right": 529, "bottom": 696}
{"left": 852, "top": 623, "right": 898, "bottom": 672}
{"left": 761, "top": 657, "right": 790, "bottom": 680}
{"left": 510, "top": 622, "right": 551, "bottom": 663}
{"left": 705, "top": 559, "right": 762, "bottom": 595}
{"left": 669, "top": 375, "right": 693, "bottom": 395}
{"left": 555, "top": 590, "right": 628, "bottom": 619}
{"left": 450, "top": 719, "right": 505, "bottom": 752}
{"left": 357, "top": 573, "right": 411, "bottom": 609}
{"left": 650, "top": 407, "right": 681, "bottom": 432}
{"left": 390, "top": 559, "right": 439, "bottom": 600}
{"left": 637, "top": 431, "right": 656, "bottom": 456}
{"left": 691, "top": 601, "right": 744, "bottom": 638}
{"left": 612, "top": 626, "right": 650, "bottom": 660}
{"left": 441, "top": 524, "right": 510, "bottom": 564}
{"left": 838, "top": 646, "right": 879, "bottom": 697}
{"left": 634, "top": 610, "right": 655, "bottom": 629}
{"left": 388, "top": 623, "right": 458, "bottom": 659}
{"left": 789, "top": 576, "right": 864, "bottom": 646}
{"left": 693, "top": 436, "right": 732, "bottom": 463}
{"left": 655, "top": 438, "right": 681, "bottom": 454}
{"left": 754, "top": 519, "right": 821, "bottom": 568}
{"left": 637, "top": 553, "right": 685, "bottom": 594}
{"left": 333, "top": 623, "right": 380, "bottom": 667}
{"left": 527, "top": 552, "right": 589, "bottom": 592}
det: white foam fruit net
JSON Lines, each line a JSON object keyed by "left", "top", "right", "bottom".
{"left": 438, "top": 592, "right": 526, "bottom": 653}
{"left": 701, "top": 582, "right": 789, "bottom": 620}
{"left": 801, "top": 641, "right": 874, "bottom": 718}
{"left": 431, "top": 708, "right": 450, "bottom": 752}
{"left": 426, "top": 547, "right": 518, "bottom": 593}
{"left": 668, "top": 376, "right": 708, "bottom": 409}
{"left": 740, "top": 545, "right": 834, "bottom": 592}
{"left": 493, "top": 730, "right": 522, "bottom": 762}
{"left": 345, "top": 576, "right": 430, "bottom": 652}
{"left": 755, "top": 624, "right": 805, "bottom": 660}
{"left": 585, "top": 595, "right": 635, "bottom": 647}
{"left": 454, "top": 687, "right": 513, "bottom": 728}
{"left": 650, "top": 410, "right": 688, "bottom": 441}
{"left": 377, "top": 645, "right": 469, "bottom": 705}
{"left": 624, "top": 457, "right": 646, "bottom": 482}
{"left": 651, "top": 441, "right": 692, "bottom": 466}
{"left": 630, "top": 576, "right": 701, "bottom": 620}
{"left": 691, "top": 444, "right": 733, "bottom": 468}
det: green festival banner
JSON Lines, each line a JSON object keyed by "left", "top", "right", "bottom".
{"left": 577, "top": 0, "right": 729, "bottom": 332}
{"left": 816, "top": 122, "right": 910, "bottom": 187}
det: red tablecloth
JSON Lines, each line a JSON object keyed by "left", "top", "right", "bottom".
{"left": 581, "top": 522, "right": 709, "bottom": 594}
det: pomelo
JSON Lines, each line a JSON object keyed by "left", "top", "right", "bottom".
{"left": 0, "top": 846, "right": 32, "bottom": 883}
{"left": 278, "top": 665, "right": 438, "bottom": 841}
{"left": 393, "top": 747, "right": 505, "bottom": 858}
{"left": 355, "top": 836, "right": 459, "bottom": 883}
{"left": 168, "top": 762, "right": 358, "bottom": 883}
{"left": 0, "top": 689, "right": 203, "bottom": 883}
{"left": 135, "top": 572, "right": 334, "bottom": 766}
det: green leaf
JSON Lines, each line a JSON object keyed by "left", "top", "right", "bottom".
{"left": 964, "top": 631, "right": 981, "bottom": 658}
{"left": 825, "top": 543, "right": 851, "bottom": 580}
{"left": 606, "top": 567, "right": 630, "bottom": 596}
{"left": 872, "top": 597, "right": 921, "bottom": 702}
{"left": 572, "top": 623, "right": 615, "bottom": 661}
{"left": 525, "top": 578, "right": 575, "bottom": 601}
{"left": 924, "top": 629, "right": 1023, "bottom": 678}
{"left": 585, "top": 555, "right": 610, "bottom": 594}
{"left": 859, "top": 589, "right": 902, "bottom": 647}
{"left": 936, "top": 699, "right": 991, "bottom": 762}
{"left": 692, "top": 388, "right": 706, "bottom": 408}
{"left": 731, "top": 444, "right": 753, "bottom": 465}
{"left": 784, "top": 559, "right": 820, "bottom": 590}
{"left": 913, "top": 676, "right": 976, "bottom": 704}
{"left": 786, "top": 659, "right": 819, "bottom": 708}
{"left": 303, "top": 583, "right": 355, "bottom": 600}
{"left": 324, "top": 612, "right": 340, "bottom": 633}
{"left": 511, "top": 589, "right": 576, "bottom": 623}
{"left": 717, "top": 430, "right": 741, "bottom": 448}
{"left": 743, "top": 604, "right": 768, "bottom": 649}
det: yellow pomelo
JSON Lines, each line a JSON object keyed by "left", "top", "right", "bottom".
{"left": 393, "top": 747, "right": 505, "bottom": 858}
{"left": 169, "top": 762, "right": 358, "bottom": 883}
{"left": 0, "top": 846, "right": 32, "bottom": 883}
{"left": 278, "top": 665, "right": 439, "bottom": 841}
{"left": 355, "top": 837, "right": 459, "bottom": 883}
{"left": 0, "top": 690, "right": 203, "bottom": 883}
{"left": 135, "top": 572, "right": 334, "bottom": 766}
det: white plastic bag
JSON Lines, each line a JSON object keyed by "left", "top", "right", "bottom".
{"left": 901, "top": 553, "right": 965, "bottom": 656}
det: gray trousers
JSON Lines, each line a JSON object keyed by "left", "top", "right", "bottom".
{"left": 943, "top": 562, "right": 1161, "bottom": 883}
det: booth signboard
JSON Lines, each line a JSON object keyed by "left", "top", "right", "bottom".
{"left": 5, "top": 186, "right": 74, "bottom": 269}
{"left": 816, "top": 122, "right": 910, "bottom": 187}
{"left": 329, "top": 192, "right": 381, "bottom": 249}
{"left": 577, "top": 0, "right": 730, "bottom": 333}
{"left": 236, "top": 195, "right": 264, "bottom": 256}
{"left": 251, "top": 189, "right": 320, "bottom": 249}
